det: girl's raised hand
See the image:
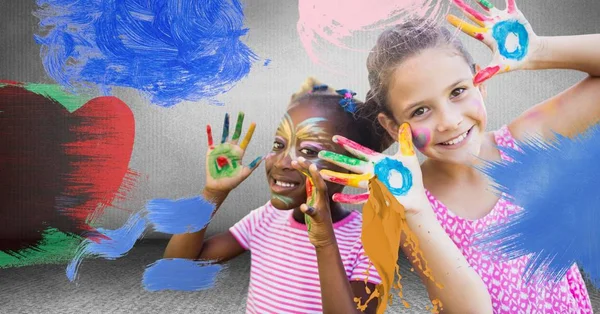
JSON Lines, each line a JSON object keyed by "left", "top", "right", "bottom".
{"left": 204, "top": 112, "right": 262, "bottom": 195}
{"left": 292, "top": 158, "right": 337, "bottom": 248}
{"left": 447, "top": 0, "right": 539, "bottom": 84}
{"left": 318, "top": 123, "right": 428, "bottom": 215}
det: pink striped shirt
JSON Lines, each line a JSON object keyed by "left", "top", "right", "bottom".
{"left": 229, "top": 202, "right": 382, "bottom": 314}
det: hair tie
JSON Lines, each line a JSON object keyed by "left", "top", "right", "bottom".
{"left": 336, "top": 89, "right": 357, "bottom": 114}
{"left": 311, "top": 84, "right": 329, "bottom": 93}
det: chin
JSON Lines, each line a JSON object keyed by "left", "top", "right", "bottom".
{"left": 270, "top": 193, "right": 302, "bottom": 210}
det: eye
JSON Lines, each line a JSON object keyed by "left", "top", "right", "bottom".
{"left": 299, "top": 147, "right": 319, "bottom": 156}
{"left": 450, "top": 87, "right": 466, "bottom": 99}
{"left": 272, "top": 141, "right": 284, "bottom": 150}
{"left": 412, "top": 107, "right": 429, "bottom": 117}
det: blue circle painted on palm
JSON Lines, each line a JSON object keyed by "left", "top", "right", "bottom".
{"left": 373, "top": 157, "right": 413, "bottom": 196}
{"left": 492, "top": 20, "right": 529, "bottom": 61}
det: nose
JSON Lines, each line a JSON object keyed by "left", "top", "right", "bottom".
{"left": 273, "top": 151, "right": 293, "bottom": 170}
{"left": 436, "top": 103, "right": 463, "bottom": 133}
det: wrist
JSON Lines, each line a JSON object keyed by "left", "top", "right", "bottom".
{"left": 523, "top": 35, "right": 550, "bottom": 71}
{"left": 202, "top": 187, "right": 229, "bottom": 203}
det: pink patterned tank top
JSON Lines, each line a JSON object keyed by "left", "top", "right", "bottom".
{"left": 425, "top": 125, "right": 593, "bottom": 313}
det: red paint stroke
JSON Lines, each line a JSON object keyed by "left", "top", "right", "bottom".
{"left": 453, "top": 0, "right": 490, "bottom": 22}
{"left": 332, "top": 193, "right": 369, "bottom": 204}
{"left": 216, "top": 156, "right": 229, "bottom": 169}
{"left": 333, "top": 135, "right": 378, "bottom": 157}
{"left": 305, "top": 176, "right": 314, "bottom": 201}
{"left": 206, "top": 125, "right": 214, "bottom": 148}
{"left": 475, "top": 33, "right": 485, "bottom": 41}
{"left": 474, "top": 65, "right": 500, "bottom": 85}
{"left": 0, "top": 83, "right": 136, "bottom": 251}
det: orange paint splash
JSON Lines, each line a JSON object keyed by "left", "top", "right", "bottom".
{"left": 357, "top": 178, "right": 443, "bottom": 313}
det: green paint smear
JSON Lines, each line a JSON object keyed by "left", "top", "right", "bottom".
{"left": 477, "top": 0, "right": 494, "bottom": 9}
{"left": 208, "top": 145, "right": 242, "bottom": 179}
{"left": 272, "top": 193, "right": 294, "bottom": 206}
{"left": 320, "top": 151, "right": 364, "bottom": 166}
{"left": 0, "top": 227, "right": 85, "bottom": 268}
{"left": 232, "top": 112, "right": 245, "bottom": 141}
{"left": 23, "top": 83, "right": 90, "bottom": 113}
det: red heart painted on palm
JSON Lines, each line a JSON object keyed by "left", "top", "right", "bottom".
{"left": 0, "top": 82, "right": 136, "bottom": 253}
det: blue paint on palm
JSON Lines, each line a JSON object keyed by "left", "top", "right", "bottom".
{"left": 476, "top": 125, "right": 600, "bottom": 288}
{"left": 373, "top": 158, "right": 412, "bottom": 196}
{"left": 492, "top": 20, "right": 529, "bottom": 61}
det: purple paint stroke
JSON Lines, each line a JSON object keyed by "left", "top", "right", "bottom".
{"left": 66, "top": 211, "right": 147, "bottom": 282}
{"left": 145, "top": 196, "right": 215, "bottom": 234}
{"left": 34, "top": 0, "right": 259, "bottom": 107}
{"left": 142, "top": 258, "right": 223, "bottom": 291}
{"left": 475, "top": 124, "right": 600, "bottom": 288}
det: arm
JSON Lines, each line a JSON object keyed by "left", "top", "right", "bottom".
{"left": 510, "top": 35, "right": 600, "bottom": 141}
{"left": 164, "top": 111, "right": 261, "bottom": 262}
{"left": 292, "top": 159, "right": 378, "bottom": 314}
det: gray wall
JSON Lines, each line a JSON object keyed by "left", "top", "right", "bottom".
{"left": 1, "top": 0, "right": 599, "bottom": 238}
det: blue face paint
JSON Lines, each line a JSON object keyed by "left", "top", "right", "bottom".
{"left": 373, "top": 157, "right": 413, "bottom": 196}
{"left": 492, "top": 20, "right": 529, "bottom": 61}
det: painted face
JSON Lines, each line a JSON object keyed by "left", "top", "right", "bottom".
{"left": 385, "top": 47, "right": 487, "bottom": 164}
{"left": 265, "top": 101, "right": 351, "bottom": 210}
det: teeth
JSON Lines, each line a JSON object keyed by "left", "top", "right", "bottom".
{"left": 441, "top": 130, "right": 469, "bottom": 145}
{"left": 275, "top": 180, "right": 297, "bottom": 188}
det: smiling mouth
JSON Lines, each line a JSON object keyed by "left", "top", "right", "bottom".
{"left": 270, "top": 177, "right": 301, "bottom": 193}
{"left": 438, "top": 126, "right": 474, "bottom": 146}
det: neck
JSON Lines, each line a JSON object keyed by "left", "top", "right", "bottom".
{"left": 291, "top": 201, "right": 349, "bottom": 224}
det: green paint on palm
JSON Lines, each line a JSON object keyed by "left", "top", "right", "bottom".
{"left": 208, "top": 144, "right": 241, "bottom": 179}
{"left": 319, "top": 151, "right": 365, "bottom": 166}
{"left": 0, "top": 227, "right": 84, "bottom": 268}
{"left": 477, "top": 0, "right": 494, "bottom": 9}
{"left": 232, "top": 112, "right": 245, "bottom": 141}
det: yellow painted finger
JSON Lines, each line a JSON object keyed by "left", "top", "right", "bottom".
{"left": 239, "top": 122, "right": 256, "bottom": 150}
{"left": 398, "top": 123, "right": 415, "bottom": 157}
{"left": 447, "top": 14, "right": 488, "bottom": 39}
{"left": 320, "top": 169, "right": 371, "bottom": 189}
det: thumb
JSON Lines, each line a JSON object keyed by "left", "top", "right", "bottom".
{"left": 474, "top": 63, "right": 504, "bottom": 85}
{"left": 240, "top": 156, "right": 263, "bottom": 179}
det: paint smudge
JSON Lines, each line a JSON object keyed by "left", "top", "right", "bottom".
{"left": 271, "top": 193, "right": 294, "bottom": 206}
{"left": 297, "top": 0, "right": 448, "bottom": 70}
{"left": 146, "top": 196, "right": 216, "bottom": 234}
{"left": 0, "top": 82, "right": 136, "bottom": 262}
{"left": 208, "top": 145, "right": 242, "bottom": 179}
{"left": 373, "top": 158, "right": 413, "bottom": 196}
{"left": 412, "top": 128, "right": 431, "bottom": 150}
{"left": 66, "top": 211, "right": 147, "bottom": 282}
{"left": 360, "top": 178, "right": 441, "bottom": 313}
{"left": 476, "top": 124, "right": 600, "bottom": 287}
{"left": 142, "top": 258, "right": 223, "bottom": 291}
{"left": 492, "top": 20, "right": 529, "bottom": 61}
{"left": 34, "top": 0, "right": 259, "bottom": 107}
{"left": 0, "top": 227, "right": 82, "bottom": 268}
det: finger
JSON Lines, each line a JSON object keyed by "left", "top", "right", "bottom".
{"left": 248, "top": 156, "right": 264, "bottom": 170}
{"left": 473, "top": 64, "right": 502, "bottom": 85}
{"left": 319, "top": 169, "right": 371, "bottom": 189}
{"left": 309, "top": 163, "right": 328, "bottom": 194}
{"left": 505, "top": 0, "right": 517, "bottom": 14}
{"left": 397, "top": 123, "right": 416, "bottom": 157}
{"left": 300, "top": 204, "right": 317, "bottom": 217}
{"left": 451, "top": 0, "right": 491, "bottom": 26}
{"left": 474, "top": 0, "right": 495, "bottom": 11}
{"left": 231, "top": 112, "right": 245, "bottom": 145}
{"left": 206, "top": 125, "right": 214, "bottom": 149}
{"left": 446, "top": 14, "right": 488, "bottom": 40}
{"left": 332, "top": 192, "right": 370, "bottom": 205}
{"left": 239, "top": 122, "right": 256, "bottom": 151}
{"left": 332, "top": 135, "right": 379, "bottom": 161}
{"left": 318, "top": 150, "right": 370, "bottom": 174}
{"left": 220, "top": 113, "right": 230, "bottom": 144}
{"left": 305, "top": 176, "right": 317, "bottom": 206}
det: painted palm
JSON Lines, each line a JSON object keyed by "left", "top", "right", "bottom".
{"left": 447, "top": 0, "right": 539, "bottom": 84}
{"left": 318, "top": 123, "right": 425, "bottom": 210}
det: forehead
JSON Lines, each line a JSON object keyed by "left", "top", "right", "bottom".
{"left": 279, "top": 101, "right": 338, "bottom": 132}
{"left": 387, "top": 47, "right": 473, "bottom": 109}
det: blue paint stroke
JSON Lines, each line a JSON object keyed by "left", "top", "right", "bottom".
{"left": 145, "top": 196, "right": 215, "bottom": 234}
{"left": 34, "top": 0, "right": 258, "bottom": 107}
{"left": 66, "top": 211, "right": 148, "bottom": 281}
{"left": 492, "top": 19, "right": 529, "bottom": 61}
{"left": 142, "top": 258, "right": 223, "bottom": 291}
{"left": 374, "top": 158, "right": 412, "bottom": 196}
{"left": 475, "top": 125, "right": 600, "bottom": 288}
{"left": 263, "top": 59, "right": 271, "bottom": 66}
